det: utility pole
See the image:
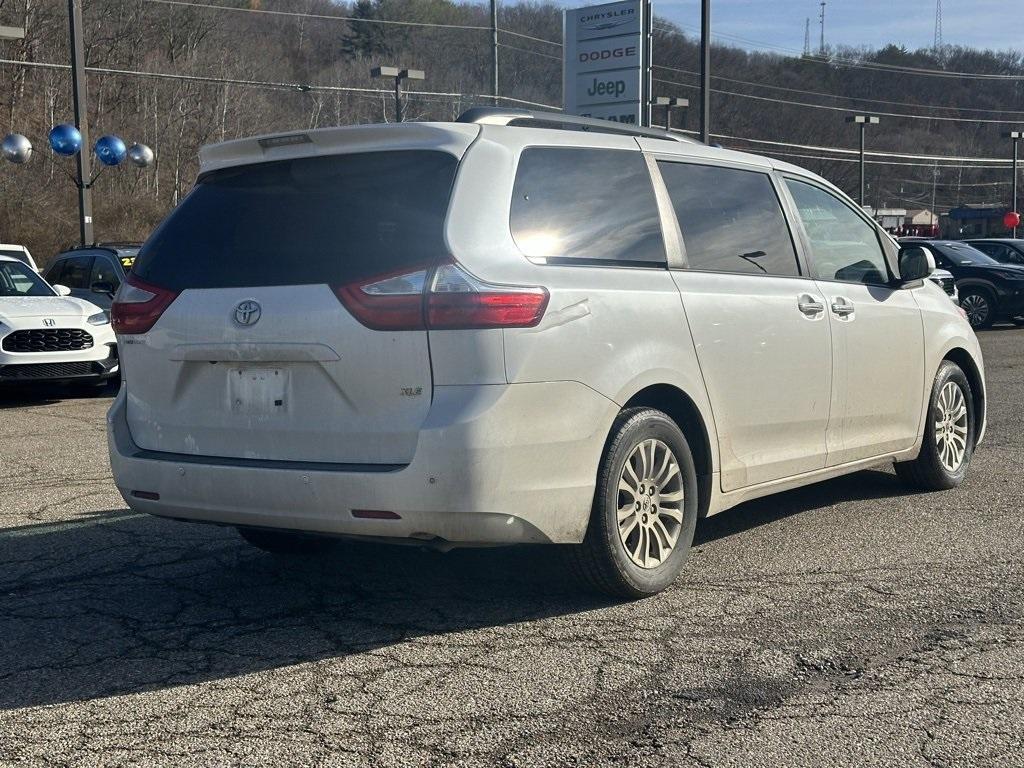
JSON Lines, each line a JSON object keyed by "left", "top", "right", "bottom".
{"left": 490, "top": 0, "right": 499, "bottom": 106}
{"left": 68, "top": 0, "right": 94, "bottom": 247}
{"left": 1003, "top": 131, "right": 1022, "bottom": 237}
{"left": 803, "top": 18, "right": 810, "bottom": 57}
{"left": 931, "top": 162, "right": 939, "bottom": 237}
{"left": 699, "top": 0, "right": 710, "bottom": 144}
{"left": 933, "top": 0, "right": 943, "bottom": 54}
{"left": 818, "top": 1, "right": 826, "bottom": 57}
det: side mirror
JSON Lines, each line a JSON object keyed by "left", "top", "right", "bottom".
{"left": 53, "top": 284, "right": 72, "bottom": 296}
{"left": 91, "top": 280, "right": 116, "bottom": 296}
{"left": 898, "top": 246, "right": 934, "bottom": 284}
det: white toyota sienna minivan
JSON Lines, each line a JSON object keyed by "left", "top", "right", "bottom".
{"left": 108, "top": 108, "right": 986, "bottom": 598}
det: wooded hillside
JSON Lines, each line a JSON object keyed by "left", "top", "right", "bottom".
{"left": 1, "top": 0, "right": 1022, "bottom": 262}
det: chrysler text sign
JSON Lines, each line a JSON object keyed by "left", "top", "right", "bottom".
{"left": 564, "top": 0, "right": 645, "bottom": 125}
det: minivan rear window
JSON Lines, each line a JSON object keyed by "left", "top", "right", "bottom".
{"left": 510, "top": 147, "right": 666, "bottom": 267}
{"left": 133, "top": 150, "right": 458, "bottom": 291}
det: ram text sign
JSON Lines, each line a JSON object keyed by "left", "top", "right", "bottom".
{"left": 564, "top": 0, "right": 645, "bottom": 124}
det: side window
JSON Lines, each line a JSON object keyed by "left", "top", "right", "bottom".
{"left": 89, "top": 256, "right": 120, "bottom": 290}
{"left": 657, "top": 161, "right": 799, "bottom": 276}
{"left": 785, "top": 179, "right": 890, "bottom": 285}
{"left": 58, "top": 255, "right": 94, "bottom": 289}
{"left": 510, "top": 147, "right": 665, "bottom": 266}
{"left": 44, "top": 260, "right": 65, "bottom": 285}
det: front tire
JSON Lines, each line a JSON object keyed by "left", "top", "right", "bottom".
{"left": 895, "top": 361, "right": 975, "bottom": 491}
{"left": 959, "top": 288, "right": 995, "bottom": 330}
{"left": 567, "top": 408, "right": 698, "bottom": 599}
{"left": 237, "top": 526, "right": 338, "bottom": 555}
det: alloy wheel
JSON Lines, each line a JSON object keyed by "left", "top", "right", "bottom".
{"left": 934, "top": 381, "right": 968, "bottom": 473}
{"left": 961, "top": 294, "right": 989, "bottom": 328}
{"left": 617, "top": 439, "right": 685, "bottom": 568}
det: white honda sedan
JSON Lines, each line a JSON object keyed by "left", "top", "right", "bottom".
{"left": 0, "top": 255, "right": 118, "bottom": 386}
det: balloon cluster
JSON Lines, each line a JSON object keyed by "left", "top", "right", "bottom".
{"left": 1, "top": 124, "right": 153, "bottom": 168}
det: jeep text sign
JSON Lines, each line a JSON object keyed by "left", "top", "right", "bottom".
{"left": 564, "top": 0, "right": 645, "bottom": 124}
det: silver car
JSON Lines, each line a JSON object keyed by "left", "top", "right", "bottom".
{"left": 107, "top": 109, "right": 986, "bottom": 598}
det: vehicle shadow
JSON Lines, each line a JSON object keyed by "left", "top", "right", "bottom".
{"left": 696, "top": 468, "right": 915, "bottom": 545}
{"left": 0, "top": 379, "right": 117, "bottom": 408}
{"left": 0, "top": 468, "right": 914, "bottom": 711}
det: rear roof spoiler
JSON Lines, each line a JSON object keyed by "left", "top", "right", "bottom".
{"left": 457, "top": 107, "right": 696, "bottom": 144}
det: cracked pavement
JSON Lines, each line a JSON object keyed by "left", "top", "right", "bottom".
{"left": 0, "top": 329, "right": 1022, "bottom": 767}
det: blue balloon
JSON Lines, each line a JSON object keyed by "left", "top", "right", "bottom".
{"left": 48, "top": 124, "right": 82, "bottom": 156}
{"left": 94, "top": 135, "right": 127, "bottom": 166}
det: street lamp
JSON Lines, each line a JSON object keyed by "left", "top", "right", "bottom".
{"left": 1002, "top": 130, "right": 1022, "bottom": 237}
{"left": 846, "top": 115, "right": 879, "bottom": 208}
{"left": 370, "top": 66, "right": 425, "bottom": 123}
{"left": 651, "top": 97, "right": 689, "bottom": 131}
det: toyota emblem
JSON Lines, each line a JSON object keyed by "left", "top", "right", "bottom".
{"left": 234, "top": 300, "right": 261, "bottom": 327}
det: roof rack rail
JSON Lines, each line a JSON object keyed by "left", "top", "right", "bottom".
{"left": 456, "top": 107, "right": 695, "bottom": 144}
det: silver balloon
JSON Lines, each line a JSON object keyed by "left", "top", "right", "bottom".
{"left": 127, "top": 142, "right": 154, "bottom": 168}
{"left": 2, "top": 133, "right": 33, "bottom": 164}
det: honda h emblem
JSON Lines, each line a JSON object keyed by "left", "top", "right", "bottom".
{"left": 233, "top": 300, "right": 261, "bottom": 327}
{"left": 42, "top": 318, "right": 55, "bottom": 327}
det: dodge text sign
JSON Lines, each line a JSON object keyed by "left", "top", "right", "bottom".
{"left": 564, "top": 0, "right": 645, "bottom": 125}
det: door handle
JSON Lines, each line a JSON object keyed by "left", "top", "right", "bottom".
{"left": 797, "top": 295, "right": 825, "bottom": 315}
{"left": 831, "top": 298, "right": 855, "bottom": 316}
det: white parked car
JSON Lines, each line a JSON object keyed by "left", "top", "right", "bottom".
{"left": 107, "top": 109, "right": 986, "bottom": 598}
{"left": 0, "top": 243, "right": 40, "bottom": 273}
{"left": 0, "top": 255, "right": 118, "bottom": 386}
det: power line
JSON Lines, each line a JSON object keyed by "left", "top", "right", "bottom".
{"left": 141, "top": 0, "right": 490, "bottom": 31}
{"left": 651, "top": 63, "right": 1024, "bottom": 116}
{"left": 653, "top": 77, "right": 1024, "bottom": 124}
{"left": 655, "top": 22, "right": 1024, "bottom": 81}
{"left": 715, "top": 132, "right": 1012, "bottom": 164}
{"left": 496, "top": 42, "right": 561, "bottom": 61}
{"left": 0, "top": 57, "right": 560, "bottom": 109}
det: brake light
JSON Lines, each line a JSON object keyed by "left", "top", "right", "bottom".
{"left": 111, "top": 274, "right": 179, "bottom": 334}
{"left": 335, "top": 263, "right": 548, "bottom": 331}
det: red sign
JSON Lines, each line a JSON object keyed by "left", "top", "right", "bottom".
{"left": 1004, "top": 211, "right": 1021, "bottom": 229}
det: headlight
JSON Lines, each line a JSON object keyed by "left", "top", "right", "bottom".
{"left": 87, "top": 311, "right": 110, "bottom": 326}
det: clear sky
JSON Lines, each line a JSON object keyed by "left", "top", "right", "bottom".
{"left": 551, "top": 0, "right": 1023, "bottom": 55}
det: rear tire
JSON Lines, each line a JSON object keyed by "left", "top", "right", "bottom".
{"left": 566, "top": 408, "right": 698, "bottom": 599}
{"left": 959, "top": 287, "right": 996, "bottom": 330}
{"left": 895, "top": 361, "right": 975, "bottom": 491}
{"left": 237, "top": 526, "right": 338, "bottom": 555}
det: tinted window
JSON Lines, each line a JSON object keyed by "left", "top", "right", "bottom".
{"left": 930, "top": 242, "right": 997, "bottom": 266}
{"left": 0, "top": 261, "right": 54, "bottom": 297}
{"left": 134, "top": 151, "right": 458, "bottom": 291}
{"left": 658, "top": 162, "right": 799, "bottom": 276}
{"left": 90, "top": 255, "right": 120, "bottom": 290}
{"left": 510, "top": 148, "right": 665, "bottom": 266}
{"left": 55, "top": 255, "right": 94, "bottom": 289}
{"left": 0, "top": 249, "right": 31, "bottom": 267}
{"left": 785, "top": 179, "right": 889, "bottom": 284}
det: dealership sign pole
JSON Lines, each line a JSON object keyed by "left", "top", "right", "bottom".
{"left": 564, "top": 0, "right": 650, "bottom": 126}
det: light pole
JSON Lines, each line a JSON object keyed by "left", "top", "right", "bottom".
{"left": 846, "top": 114, "right": 879, "bottom": 208}
{"left": 651, "top": 97, "right": 688, "bottom": 131}
{"left": 370, "top": 66, "right": 425, "bottom": 123}
{"left": 1002, "top": 130, "right": 1022, "bottom": 237}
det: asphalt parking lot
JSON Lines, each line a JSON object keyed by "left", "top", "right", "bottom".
{"left": 1, "top": 329, "right": 1022, "bottom": 767}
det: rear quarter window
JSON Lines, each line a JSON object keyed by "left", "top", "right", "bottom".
{"left": 510, "top": 147, "right": 666, "bottom": 267}
{"left": 133, "top": 150, "right": 459, "bottom": 291}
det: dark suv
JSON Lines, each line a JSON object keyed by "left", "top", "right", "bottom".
{"left": 964, "top": 239, "right": 1024, "bottom": 267}
{"left": 901, "top": 239, "right": 1024, "bottom": 328}
{"left": 43, "top": 244, "right": 140, "bottom": 311}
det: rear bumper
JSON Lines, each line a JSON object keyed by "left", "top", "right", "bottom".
{"left": 107, "top": 382, "right": 617, "bottom": 546}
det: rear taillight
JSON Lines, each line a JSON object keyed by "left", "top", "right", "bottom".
{"left": 111, "top": 274, "right": 179, "bottom": 334}
{"left": 335, "top": 263, "right": 548, "bottom": 331}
